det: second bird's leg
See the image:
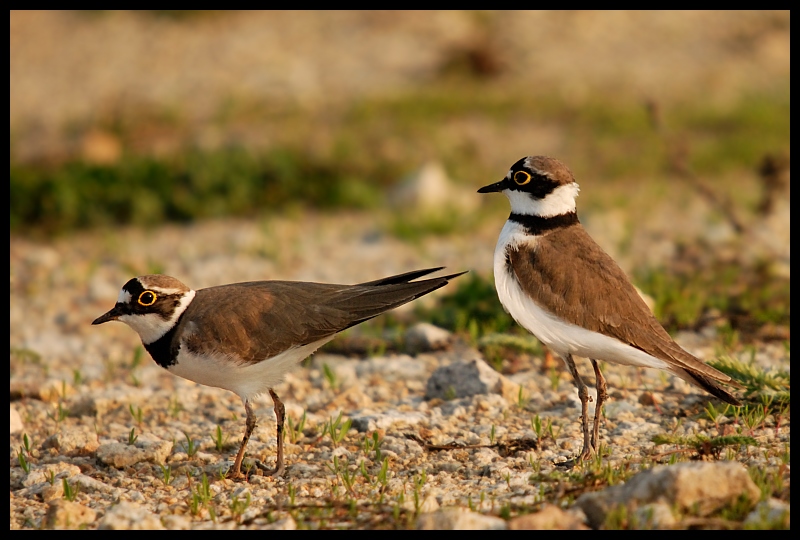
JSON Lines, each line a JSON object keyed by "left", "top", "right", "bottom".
{"left": 562, "top": 353, "right": 593, "bottom": 461}
{"left": 230, "top": 398, "right": 258, "bottom": 479}
{"left": 255, "top": 388, "right": 286, "bottom": 477}
{"left": 590, "top": 359, "right": 608, "bottom": 454}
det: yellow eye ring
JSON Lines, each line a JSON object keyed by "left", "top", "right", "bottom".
{"left": 138, "top": 291, "right": 157, "bottom": 306}
{"left": 513, "top": 171, "right": 531, "bottom": 185}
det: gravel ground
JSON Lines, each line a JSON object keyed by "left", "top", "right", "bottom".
{"left": 10, "top": 205, "right": 790, "bottom": 529}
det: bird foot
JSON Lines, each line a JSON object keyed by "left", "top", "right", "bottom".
{"left": 254, "top": 459, "right": 285, "bottom": 478}
{"left": 578, "top": 446, "right": 595, "bottom": 462}
{"left": 225, "top": 459, "right": 284, "bottom": 481}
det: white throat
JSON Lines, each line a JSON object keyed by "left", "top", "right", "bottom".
{"left": 505, "top": 182, "right": 580, "bottom": 217}
{"left": 119, "top": 289, "right": 196, "bottom": 344}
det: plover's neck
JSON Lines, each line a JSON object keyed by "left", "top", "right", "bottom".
{"left": 505, "top": 182, "right": 580, "bottom": 218}
{"left": 143, "top": 321, "right": 182, "bottom": 368}
{"left": 509, "top": 211, "right": 579, "bottom": 236}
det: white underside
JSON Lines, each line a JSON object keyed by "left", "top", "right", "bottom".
{"left": 493, "top": 220, "right": 670, "bottom": 371}
{"left": 167, "top": 336, "right": 335, "bottom": 401}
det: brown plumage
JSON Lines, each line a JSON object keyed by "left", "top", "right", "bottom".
{"left": 480, "top": 155, "right": 742, "bottom": 462}
{"left": 181, "top": 272, "right": 465, "bottom": 363}
{"left": 508, "top": 230, "right": 740, "bottom": 405}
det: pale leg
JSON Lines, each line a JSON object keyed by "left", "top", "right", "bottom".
{"left": 590, "top": 359, "right": 608, "bottom": 454}
{"left": 254, "top": 388, "right": 286, "bottom": 477}
{"left": 562, "top": 353, "right": 593, "bottom": 461}
{"left": 230, "top": 398, "right": 258, "bottom": 479}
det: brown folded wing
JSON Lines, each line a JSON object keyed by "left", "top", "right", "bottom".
{"left": 508, "top": 225, "right": 734, "bottom": 385}
{"left": 179, "top": 271, "right": 458, "bottom": 364}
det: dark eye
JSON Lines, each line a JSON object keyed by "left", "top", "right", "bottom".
{"left": 138, "top": 291, "right": 157, "bottom": 306}
{"left": 513, "top": 171, "right": 531, "bottom": 185}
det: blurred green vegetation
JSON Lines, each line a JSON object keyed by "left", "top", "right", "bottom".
{"left": 636, "top": 258, "right": 790, "bottom": 337}
{"left": 9, "top": 148, "right": 387, "bottom": 235}
{"left": 9, "top": 82, "right": 789, "bottom": 236}
{"left": 415, "top": 272, "right": 517, "bottom": 337}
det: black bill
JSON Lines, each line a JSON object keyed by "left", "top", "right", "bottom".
{"left": 92, "top": 305, "right": 124, "bottom": 325}
{"left": 477, "top": 178, "right": 509, "bottom": 193}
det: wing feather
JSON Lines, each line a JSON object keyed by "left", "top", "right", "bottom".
{"left": 179, "top": 270, "right": 463, "bottom": 364}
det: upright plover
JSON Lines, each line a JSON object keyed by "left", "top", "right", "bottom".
{"left": 478, "top": 156, "right": 740, "bottom": 460}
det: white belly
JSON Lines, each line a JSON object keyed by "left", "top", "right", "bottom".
{"left": 492, "top": 221, "right": 669, "bottom": 371}
{"left": 167, "top": 337, "right": 334, "bottom": 401}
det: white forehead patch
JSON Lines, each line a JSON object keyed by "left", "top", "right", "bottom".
{"left": 117, "top": 289, "right": 132, "bottom": 304}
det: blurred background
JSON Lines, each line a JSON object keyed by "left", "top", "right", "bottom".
{"left": 10, "top": 10, "right": 790, "bottom": 353}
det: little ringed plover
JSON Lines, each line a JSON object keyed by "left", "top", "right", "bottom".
{"left": 478, "top": 156, "right": 741, "bottom": 461}
{"left": 93, "top": 267, "right": 465, "bottom": 478}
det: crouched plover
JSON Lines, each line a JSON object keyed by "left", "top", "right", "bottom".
{"left": 478, "top": 156, "right": 740, "bottom": 461}
{"left": 93, "top": 267, "right": 465, "bottom": 478}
